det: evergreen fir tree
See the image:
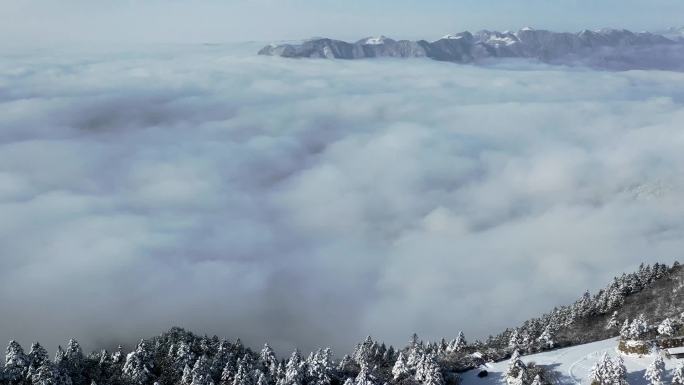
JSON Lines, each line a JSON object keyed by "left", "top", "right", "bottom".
{"left": 182, "top": 365, "right": 193, "bottom": 385}
{"left": 672, "top": 361, "right": 684, "bottom": 385}
{"left": 64, "top": 340, "right": 84, "bottom": 385}
{"left": 505, "top": 351, "right": 526, "bottom": 385}
{"left": 307, "top": 349, "right": 333, "bottom": 385}
{"left": 259, "top": 344, "right": 278, "bottom": 380}
{"left": 391, "top": 353, "right": 410, "bottom": 381}
{"left": 220, "top": 361, "right": 236, "bottom": 385}
{"left": 508, "top": 330, "right": 522, "bottom": 351}
{"left": 450, "top": 332, "right": 467, "bottom": 352}
{"left": 31, "top": 363, "right": 60, "bottom": 385}
{"left": 531, "top": 374, "right": 543, "bottom": 385}
{"left": 5, "top": 340, "right": 29, "bottom": 385}
{"left": 337, "top": 355, "right": 356, "bottom": 376}
{"left": 605, "top": 312, "right": 619, "bottom": 331}
{"left": 536, "top": 326, "right": 554, "bottom": 350}
{"left": 629, "top": 314, "right": 649, "bottom": 340}
{"left": 619, "top": 320, "right": 631, "bottom": 340}
{"left": 590, "top": 353, "right": 612, "bottom": 385}
{"left": 211, "top": 341, "right": 232, "bottom": 383}
{"left": 256, "top": 373, "right": 269, "bottom": 385}
{"left": 509, "top": 370, "right": 524, "bottom": 385}
{"left": 232, "top": 361, "right": 253, "bottom": 385}
{"left": 611, "top": 356, "right": 627, "bottom": 385}
{"left": 27, "top": 343, "right": 49, "bottom": 380}
{"left": 284, "top": 351, "right": 303, "bottom": 385}
{"left": 122, "top": 340, "right": 155, "bottom": 385}
{"left": 176, "top": 342, "right": 197, "bottom": 376}
{"left": 645, "top": 357, "right": 665, "bottom": 385}
{"left": 191, "top": 355, "right": 213, "bottom": 385}
{"left": 111, "top": 347, "right": 124, "bottom": 367}
{"left": 415, "top": 353, "right": 443, "bottom": 385}
{"left": 657, "top": 318, "right": 674, "bottom": 337}
{"left": 354, "top": 364, "right": 374, "bottom": 385}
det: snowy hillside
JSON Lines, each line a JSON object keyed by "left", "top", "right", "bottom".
{"left": 461, "top": 338, "right": 680, "bottom": 385}
{"left": 1, "top": 263, "right": 681, "bottom": 385}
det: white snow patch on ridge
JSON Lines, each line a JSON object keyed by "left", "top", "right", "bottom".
{"left": 363, "top": 36, "right": 389, "bottom": 45}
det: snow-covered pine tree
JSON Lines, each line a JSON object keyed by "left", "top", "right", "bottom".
{"left": 231, "top": 360, "right": 253, "bottom": 385}
{"left": 415, "top": 353, "right": 443, "bottom": 385}
{"left": 590, "top": 353, "right": 612, "bottom": 385}
{"left": 337, "top": 355, "right": 356, "bottom": 375}
{"left": 50, "top": 349, "right": 72, "bottom": 385}
{"left": 111, "top": 346, "right": 124, "bottom": 366}
{"left": 391, "top": 353, "right": 410, "bottom": 381}
{"left": 645, "top": 357, "right": 665, "bottom": 385}
{"left": 505, "top": 351, "right": 526, "bottom": 385}
{"left": 220, "top": 359, "right": 236, "bottom": 385}
{"left": 211, "top": 340, "right": 232, "bottom": 383}
{"left": 453, "top": 332, "right": 467, "bottom": 352}
{"left": 509, "top": 370, "right": 524, "bottom": 385}
{"left": 256, "top": 372, "right": 269, "bottom": 385}
{"left": 64, "top": 340, "right": 84, "bottom": 385}
{"left": 629, "top": 314, "right": 649, "bottom": 340}
{"left": 536, "top": 326, "right": 554, "bottom": 350}
{"left": 605, "top": 312, "right": 619, "bottom": 331}
{"left": 342, "top": 379, "right": 354, "bottom": 385}
{"left": 531, "top": 374, "right": 543, "bottom": 385}
{"left": 284, "top": 350, "right": 304, "bottom": 385}
{"left": 64, "top": 340, "right": 83, "bottom": 364}
{"left": 259, "top": 344, "right": 278, "bottom": 380}
{"left": 182, "top": 365, "right": 193, "bottom": 385}
{"left": 27, "top": 343, "right": 49, "bottom": 380}
{"left": 320, "top": 349, "right": 334, "bottom": 373}
{"left": 31, "top": 363, "right": 60, "bottom": 385}
{"left": 5, "top": 340, "right": 29, "bottom": 385}
{"left": 657, "top": 318, "right": 675, "bottom": 337}
{"left": 354, "top": 364, "right": 375, "bottom": 385}
{"left": 191, "top": 355, "right": 213, "bottom": 385}
{"left": 611, "top": 356, "right": 627, "bottom": 385}
{"left": 310, "top": 349, "right": 334, "bottom": 385}
{"left": 122, "top": 340, "right": 155, "bottom": 385}
{"left": 619, "top": 320, "right": 631, "bottom": 340}
{"left": 175, "top": 342, "right": 197, "bottom": 376}
{"left": 573, "top": 291, "right": 594, "bottom": 319}
{"left": 672, "top": 361, "right": 684, "bottom": 385}
{"left": 508, "top": 330, "right": 522, "bottom": 351}
{"left": 353, "top": 337, "right": 377, "bottom": 369}
{"left": 606, "top": 280, "right": 625, "bottom": 310}
{"left": 274, "top": 362, "right": 286, "bottom": 385}
{"left": 409, "top": 334, "right": 420, "bottom": 351}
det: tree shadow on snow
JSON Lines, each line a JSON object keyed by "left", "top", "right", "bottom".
{"left": 536, "top": 363, "right": 566, "bottom": 385}
{"left": 626, "top": 369, "right": 647, "bottom": 385}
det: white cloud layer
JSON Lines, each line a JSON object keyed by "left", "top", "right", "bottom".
{"left": 1, "top": 45, "right": 684, "bottom": 355}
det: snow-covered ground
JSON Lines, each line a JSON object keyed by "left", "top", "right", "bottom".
{"left": 461, "top": 338, "right": 682, "bottom": 385}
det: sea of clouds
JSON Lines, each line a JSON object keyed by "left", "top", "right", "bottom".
{"left": 1, "top": 44, "right": 684, "bottom": 355}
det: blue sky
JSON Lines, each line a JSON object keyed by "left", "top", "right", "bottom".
{"left": 2, "top": 0, "right": 684, "bottom": 45}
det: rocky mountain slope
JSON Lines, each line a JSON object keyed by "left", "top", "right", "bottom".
{"left": 258, "top": 28, "right": 684, "bottom": 70}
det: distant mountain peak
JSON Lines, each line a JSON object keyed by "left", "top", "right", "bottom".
{"left": 258, "top": 27, "right": 683, "bottom": 71}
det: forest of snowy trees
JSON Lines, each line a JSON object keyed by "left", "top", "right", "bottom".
{"left": 1, "top": 262, "right": 682, "bottom": 385}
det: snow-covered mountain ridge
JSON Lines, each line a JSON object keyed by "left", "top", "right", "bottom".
{"left": 0, "top": 263, "right": 682, "bottom": 385}
{"left": 258, "top": 28, "right": 684, "bottom": 70}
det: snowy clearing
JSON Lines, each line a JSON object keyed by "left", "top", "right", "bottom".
{"left": 461, "top": 338, "right": 682, "bottom": 385}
